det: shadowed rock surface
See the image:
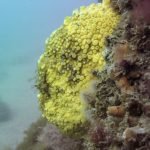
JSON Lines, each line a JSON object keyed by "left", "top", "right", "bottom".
{"left": 0, "top": 100, "right": 12, "bottom": 122}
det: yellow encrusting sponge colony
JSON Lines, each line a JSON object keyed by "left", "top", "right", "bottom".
{"left": 37, "top": 0, "right": 120, "bottom": 134}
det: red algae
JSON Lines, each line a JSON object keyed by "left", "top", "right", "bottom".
{"left": 132, "top": 0, "right": 150, "bottom": 23}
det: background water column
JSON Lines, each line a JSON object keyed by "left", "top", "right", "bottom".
{"left": 0, "top": 0, "right": 97, "bottom": 149}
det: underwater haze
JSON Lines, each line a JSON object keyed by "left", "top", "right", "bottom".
{"left": 0, "top": 0, "right": 97, "bottom": 149}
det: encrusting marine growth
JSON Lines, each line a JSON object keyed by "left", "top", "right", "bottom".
{"left": 37, "top": 0, "right": 120, "bottom": 135}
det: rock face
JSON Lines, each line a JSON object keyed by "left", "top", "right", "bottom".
{"left": 82, "top": 0, "right": 150, "bottom": 149}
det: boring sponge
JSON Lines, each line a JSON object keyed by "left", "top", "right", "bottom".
{"left": 37, "top": 0, "right": 120, "bottom": 135}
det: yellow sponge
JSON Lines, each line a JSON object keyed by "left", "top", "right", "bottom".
{"left": 37, "top": 1, "right": 120, "bottom": 135}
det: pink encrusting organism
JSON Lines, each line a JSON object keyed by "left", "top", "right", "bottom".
{"left": 132, "top": 0, "right": 150, "bottom": 23}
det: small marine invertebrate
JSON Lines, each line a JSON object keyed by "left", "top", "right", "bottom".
{"left": 37, "top": 0, "right": 120, "bottom": 134}
{"left": 107, "top": 105, "right": 125, "bottom": 117}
